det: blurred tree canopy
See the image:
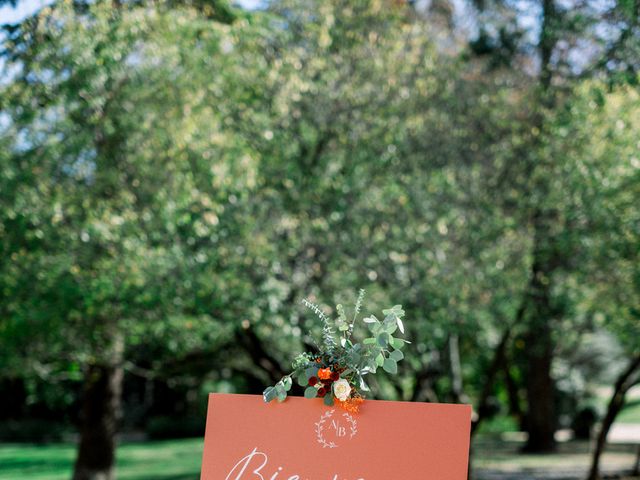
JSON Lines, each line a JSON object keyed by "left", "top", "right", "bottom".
{"left": 0, "top": 0, "right": 638, "bottom": 479}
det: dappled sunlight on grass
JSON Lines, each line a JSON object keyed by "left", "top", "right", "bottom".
{"left": 0, "top": 439, "right": 202, "bottom": 480}
{"left": 619, "top": 401, "right": 640, "bottom": 424}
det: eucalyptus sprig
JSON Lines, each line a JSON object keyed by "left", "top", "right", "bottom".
{"left": 263, "top": 290, "right": 409, "bottom": 410}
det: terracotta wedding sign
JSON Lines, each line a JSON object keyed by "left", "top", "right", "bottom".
{"left": 201, "top": 393, "right": 472, "bottom": 480}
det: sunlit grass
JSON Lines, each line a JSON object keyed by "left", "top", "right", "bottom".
{"left": 619, "top": 400, "right": 640, "bottom": 424}
{"left": 0, "top": 438, "right": 202, "bottom": 480}
{"left": 2, "top": 435, "right": 639, "bottom": 479}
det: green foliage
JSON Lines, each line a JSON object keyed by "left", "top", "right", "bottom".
{"left": 0, "top": 0, "right": 267, "bottom": 376}
{"left": 264, "top": 291, "right": 409, "bottom": 404}
{"left": 302, "top": 299, "right": 338, "bottom": 356}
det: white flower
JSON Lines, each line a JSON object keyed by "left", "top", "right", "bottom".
{"left": 333, "top": 379, "right": 352, "bottom": 401}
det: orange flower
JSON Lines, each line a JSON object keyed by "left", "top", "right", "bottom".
{"left": 317, "top": 368, "right": 332, "bottom": 380}
{"left": 336, "top": 397, "right": 364, "bottom": 413}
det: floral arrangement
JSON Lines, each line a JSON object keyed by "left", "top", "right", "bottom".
{"left": 263, "top": 290, "right": 408, "bottom": 412}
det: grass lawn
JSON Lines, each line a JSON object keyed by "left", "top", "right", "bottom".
{"left": 2, "top": 436, "right": 638, "bottom": 480}
{"left": 0, "top": 438, "right": 203, "bottom": 480}
{"left": 473, "top": 438, "right": 639, "bottom": 471}
{"left": 619, "top": 400, "right": 640, "bottom": 424}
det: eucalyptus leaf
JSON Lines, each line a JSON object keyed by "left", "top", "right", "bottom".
{"left": 263, "top": 386, "right": 277, "bottom": 403}
{"left": 275, "top": 384, "right": 287, "bottom": 402}
{"left": 383, "top": 358, "right": 398, "bottom": 374}
{"left": 304, "top": 386, "right": 318, "bottom": 399}
{"left": 390, "top": 349, "right": 404, "bottom": 362}
{"left": 383, "top": 305, "right": 405, "bottom": 318}
{"left": 347, "top": 351, "right": 361, "bottom": 364}
{"left": 282, "top": 376, "right": 292, "bottom": 391}
{"left": 385, "top": 322, "right": 398, "bottom": 334}
{"left": 359, "top": 376, "right": 370, "bottom": 391}
{"left": 367, "top": 358, "right": 378, "bottom": 373}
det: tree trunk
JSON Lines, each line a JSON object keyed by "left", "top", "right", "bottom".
{"left": 523, "top": 328, "right": 555, "bottom": 453}
{"left": 73, "top": 338, "right": 124, "bottom": 480}
{"left": 522, "top": 213, "right": 558, "bottom": 453}
{"left": 586, "top": 353, "right": 640, "bottom": 480}
{"left": 522, "top": 296, "right": 556, "bottom": 451}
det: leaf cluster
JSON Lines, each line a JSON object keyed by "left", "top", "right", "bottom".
{"left": 263, "top": 290, "right": 409, "bottom": 405}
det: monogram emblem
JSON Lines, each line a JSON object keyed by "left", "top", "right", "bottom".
{"left": 315, "top": 410, "right": 358, "bottom": 448}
